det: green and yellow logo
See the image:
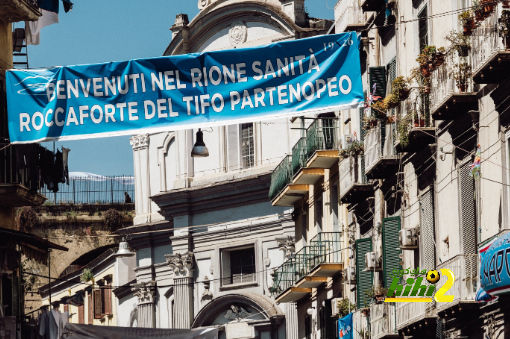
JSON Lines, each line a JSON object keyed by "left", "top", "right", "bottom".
{"left": 385, "top": 268, "right": 455, "bottom": 303}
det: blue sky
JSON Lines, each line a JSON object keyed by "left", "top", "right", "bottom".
{"left": 28, "top": 0, "right": 335, "bottom": 176}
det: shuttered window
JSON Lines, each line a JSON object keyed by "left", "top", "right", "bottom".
{"left": 420, "top": 188, "right": 436, "bottom": 269}
{"left": 88, "top": 293, "right": 93, "bottom": 324}
{"left": 382, "top": 217, "right": 401, "bottom": 288}
{"left": 418, "top": 6, "right": 428, "bottom": 52}
{"left": 459, "top": 159, "right": 477, "bottom": 278}
{"left": 94, "top": 290, "right": 102, "bottom": 319}
{"left": 103, "top": 284, "right": 112, "bottom": 315}
{"left": 369, "top": 66, "right": 386, "bottom": 98}
{"left": 320, "top": 299, "right": 337, "bottom": 339}
{"left": 356, "top": 238, "right": 373, "bottom": 308}
{"left": 241, "top": 123, "right": 255, "bottom": 169}
{"left": 78, "top": 304, "right": 84, "bottom": 324}
{"left": 227, "top": 125, "right": 239, "bottom": 171}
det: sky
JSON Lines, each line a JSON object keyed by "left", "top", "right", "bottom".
{"left": 26, "top": 0, "right": 335, "bottom": 176}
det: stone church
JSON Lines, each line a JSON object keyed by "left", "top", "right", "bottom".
{"left": 118, "top": 1, "right": 333, "bottom": 338}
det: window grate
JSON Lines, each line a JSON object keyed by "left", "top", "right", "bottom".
{"left": 418, "top": 6, "right": 428, "bottom": 52}
{"left": 230, "top": 248, "right": 256, "bottom": 284}
{"left": 241, "top": 123, "right": 255, "bottom": 169}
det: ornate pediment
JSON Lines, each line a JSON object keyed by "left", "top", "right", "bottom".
{"left": 165, "top": 251, "right": 194, "bottom": 277}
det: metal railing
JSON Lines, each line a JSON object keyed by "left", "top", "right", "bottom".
{"left": 353, "top": 309, "right": 370, "bottom": 339}
{"left": 1, "top": 145, "right": 40, "bottom": 192}
{"left": 435, "top": 254, "right": 478, "bottom": 313}
{"left": 339, "top": 155, "right": 367, "bottom": 197}
{"left": 430, "top": 49, "right": 474, "bottom": 113}
{"left": 270, "top": 232, "right": 342, "bottom": 298}
{"left": 268, "top": 155, "right": 293, "bottom": 201}
{"left": 371, "top": 303, "right": 397, "bottom": 339}
{"left": 364, "top": 123, "right": 395, "bottom": 175}
{"left": 471, "top": 6, "right": 506, "bottom": 77}
{"left": 396, "top": 301, "right": 428, "bottom": 330}
{"left": 335, "top": 0, "right": 366, "bottom": 32}
{"left": 40, "top": 176, "right": 135, "bottom": 204}
{"left": 292, "top": 137, "right": 307, "bottom": 175}
{"left": 306, "top": 118, "right": 338, "bottom": 158}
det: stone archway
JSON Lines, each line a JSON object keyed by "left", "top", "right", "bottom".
{"left": 191, "top": 292, "right": 284, "bottom": 328}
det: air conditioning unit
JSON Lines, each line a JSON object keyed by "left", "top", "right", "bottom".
{"left": 331, "top": 298, "right": 342, "bottom": 317}
{"left": 399, "top": 228, "right": 418, "bottom": 249}
{"left": 365, "top": 252, "right": 376, "bottom": 269}
{"left": 347, "top": 266, "right": 356, "bottom": 282}
{"left": 342, "top": 134, "right": 354, "bottom": 150}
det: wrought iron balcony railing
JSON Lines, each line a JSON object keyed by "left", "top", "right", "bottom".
{"left": 335, "top": 0, "right": 366, "bottom": 32}
{"left": 435, "top": 254, "right": 478, "bottom": 313}
{"left": 430, "top": 49, "right": 474, "bottom": 114}
{"left": 471, "top": 6, "right": 509, "bottom": 83}
{"left": 270, "top": 232, "right": 342, "bottom": 298}
{"left": 305, "top": 117, "right": 339, "bottom": 158}
{"left": 339, "top": 155, "right": 368, "bottom": 202}
{"left": 364, "top": 123, "right": 396, "bottom": 177}
{"left": 396, "top": 301, "right": 430, "bottom": 331}
{"left": 292, "top": 137, "right": 307, "bottom": 175}
{"left": 268, "top": 155, "right": 292, "bottom": 201}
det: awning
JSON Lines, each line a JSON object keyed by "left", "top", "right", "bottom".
{"left": 64, "top": 324, "right": 218, "bottom": 339}
{"left": 0, "top": 227, "right": 68, "bottom": 265}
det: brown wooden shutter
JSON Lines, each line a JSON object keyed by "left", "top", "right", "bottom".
{"left": 94, "top": 290, "right": 102, "bottom": 319}
{"left": 78, "top": 304, "right": 84, "bottom": 324}
{"left": 105, "top": 284, "right": 112, "bottom": 315}
{"left": 88, "top": 293, "right": 93, "bottom": 324}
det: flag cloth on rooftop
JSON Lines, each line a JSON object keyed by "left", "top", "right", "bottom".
{"left": 6, "top": 32, "right": 363, "bottom": 144}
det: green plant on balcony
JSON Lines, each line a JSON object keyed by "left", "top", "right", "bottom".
{"left": 357, "top": 328, "right": 371, "bottom": 339}
{"left": 348, "top": 141, "right": 364, "bottom": 158}
{"left": 473, "top": 1, "right": 485, "bottom": 22}
{"left": 391, "top": 76, "right": 411, "bottom": 101}
{"left": 458, "top": 11, "right": 476, "bottom": 36}
{"left": 432, "top": 47, "right": 446, "bottom": 67}
{"left": 365, "top": 284, "right": 389, "bottom": 304}
{"left": 371, "top": 99, "right": 387, "bottom": 115}
{"left": 498, "top": 10, "right": 510, "bottom": 49}
{"left": 446, "top": 31, "right": 471, "bottom": 57}
{"left": 411, "top": 67, "right": 431, "bottom": 94}
{"left": 363, "top": 115, "right": 379, "bottom": 131}
{"left": 397, "top": 113, "right": 413, "bottom": 148}
{"left": 453, "top": 62, "right": 472, "bottom": 92}
{"left": 337, "top": 298, "right": 356, "bottom": 318}
{"left": 339, "top": 148, "right": 350, "bottom": 159}
{"left": 416, "top": 45, "right": 436, "bottom": 76}
{"left": 384, "top": 93, "right": 400, "bottom": 109}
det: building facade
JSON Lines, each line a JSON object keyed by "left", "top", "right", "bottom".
{"left": 268, "top": 0, "right": 510, "bottom": 338}
{"left": 123, "top": 1, "right": 333, "bottom": 338}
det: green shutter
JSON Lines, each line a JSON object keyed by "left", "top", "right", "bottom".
{"left": 356, "top": 238, "right": 373, "bottom": 309}
{"left": 369, "top": 67, "right": 386, "bottom": 98}
{"left": 382, "top": 217, "right": 402, "bottom": 288}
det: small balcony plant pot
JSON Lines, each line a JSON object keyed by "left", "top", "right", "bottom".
{"left": 475, "top": 10, "right": 484, "bottom": 22}
{"left": 483, "top": 1, "right": 495, "bottom": 15}
{"left": 424, "top": 85, "right": 431, "bottom": 94}
{"left": 415, "top": 119, "right": 425, "bottom": 128}
{"left": 458, "top": 84, "right": 467, "bottom": 92}
{"left": 399, "top": 88, "right": 410, "bottom": 101}
{"left": 374, "top": 295, "right": 385, "bottom": 304}
{"left": 458, "top": 45, "right": 470, "bottom": 57}
{"left": 428, "top": 61, "right": 435, "bottom": 71}
{"left": 361, "top": 308, "right": 370, "bottom": 317}
{"left": 433, "top": 53, "right": 445, "bottom": 67}
{"left": 504, "top": 1, "right": 510, "bottom": 8}
{"left": 421, "top": 67, "right": 431, "bottom": 77}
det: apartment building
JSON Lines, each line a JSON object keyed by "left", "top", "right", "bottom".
{"left": 268, "top": 0, "right": 510, "bottom": 338}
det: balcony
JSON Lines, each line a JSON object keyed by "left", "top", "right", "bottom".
{"left": 435, "top": 254, "right": 479, "bottom": 323}
{"left": 0, "top": 0, "right": 41, "bottom": 23}
{"left": 360, "top": 0, "right": 385, "bottom": 12}
{"left": 395, "top": 91, "right": 436, "bottom": 153}
{"left": 268, "top": 155, "right": 308, "bottom": 207}
{"left": 271, "top": 232, "right": 343, "bottom": 303}
{"left": 430, "top": 50, "right": 478, "bottom": 121}
{"left": 371, "top": 303, "right": 399, "bottom": 339}
{"left": 269, "top": 118, "right": 339, "bottom": 207}
{"left": 339, "top": 156, "right": 371, "bottom": 205}
{"left": 364, "top": 123, "right": 397, "bottom": 180}
{"left": 396, "top": 301, "right": 436, "bottom": 337}
{"left": 471, "top": 7, "right": 510, "bottom": 84}
{"left": 335, "top": 0, "right": 367, "bottom": 33}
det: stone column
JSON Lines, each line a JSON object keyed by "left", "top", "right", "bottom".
{"left": 131, "top": 281, "right": 157, "bottom": 328}
{"left": 130, "top": 134, "right": 150, "bottom": 225}
{"left": 166, "top": 252, "right": 194, "bottom": 329}
{"left": 283, "top": 302, "right": 299, "bottom": 339}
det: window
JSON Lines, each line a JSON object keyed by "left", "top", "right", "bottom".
{"left": 100, "top": 284, "right": 112, "bottom": 316}
{"left": 418, "top": 6, "right": 428, "bottom": 52}
{"left": 78, "top": 304, "right": 84, "bottom": 324}
{"left": 241, "top": 123, "right": 255, "bottom": 168}
{"left": 222, "top": 247, "right": 256, "bottom": 285}
{"left": 315, "top": 196, "right": 323, "bottom": 232}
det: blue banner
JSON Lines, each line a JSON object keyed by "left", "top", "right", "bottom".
{"left": 338, "top": 312, "right": 353, "bottom": 339}
{"left": 6, "top": 32, "right": 362, "bottom": 144}
{"left": 477, "top": 232, "right": 510, "bottom": 300}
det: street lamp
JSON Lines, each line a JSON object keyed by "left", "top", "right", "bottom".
{"left": 191, "top": 128, "right": 209, "bottom": 157}
{"left": 114, "top": 237, "right": 135, "bottom": 258}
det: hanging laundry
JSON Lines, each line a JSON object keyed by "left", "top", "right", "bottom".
{"left": 469, "top": 144, "right": 481, "bottom": 180}
{"left": 62, "top": 147, "right": 70, "bottom": 185}
{"left": 62, "top": 0, "right": 73, "bottom": 13}
{"left": 54, "top": 150, "right": 64, "bottom": 184}
{"left": 25, "top": 0, "right": 60, "bottom": 46}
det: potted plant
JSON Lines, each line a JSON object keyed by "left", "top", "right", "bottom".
{"left": 363, "top": 115, "right": 379, "bottom": 130}
{"left": 397, "top": 113, "right": 413, "bottom": 148}
{"left": 337, "top": 299, "right": 356, "bottom": 318}
{"left": 453, "top": 62, "right": 472, "bottom": 92}
{"left": 348, "top": 141, "right": 364, "bottom": 157}
{"left": 366, "top": 285, "right": 389, "bottom": 304}
{"left": 384, "top": 93, "right": 400, "bottom": 109}
{"left": 498, "top": 10, "right": 510, "bottom": 49}
{"left": 416, "top": 45, "right": 436, "bottom": 76}
{"left": 473, "top": 1, "right": 485, "bottom": 21}
{"left": 339, "top": 148, "right": 350, "bottom": 158}
{"left": 371, "top": 99, "right": 387, "bottom": 115}
{"left": 504, "top": 0, "right": 510, "bottom": 9}
{"left": 458, "top": 11, "right": 476, "bottom": 35}
{"left": 446, "top": 31, "right": 471, "bottom": 57}
{"left": 433, "top": 47, "right": 446, "bottom": 67}
{"left": 391, "top": 76, "right": 410, "bottom": 100}
{"left": 482, "top": 0, "right": 495, "bottom": 16}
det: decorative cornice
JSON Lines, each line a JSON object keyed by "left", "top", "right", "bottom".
{"left": 276, "top": 235, "right": 295, "bottom": 259}
{"left": 130, "top": 134, "right": 149, "bottom": 150}
{"left": 131, "top": 281, "right": 157, "bottom": 305}
{"left": 165, "top": 252, "right": 194, "bottom": 277}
